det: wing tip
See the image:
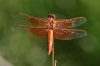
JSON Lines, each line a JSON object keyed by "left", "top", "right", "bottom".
{"left": 79, "top": 17, "right": 87, "bottom": 22}
{"left": 17, "top": 24, "right": 33, "bottom": 29}
{"left": 74, "top": 29, "right": 87, "bottom": 38}
{"left": 18, "top": 12, "right": 31, "bottom": 17}
{"left": 17, "top": 24, "right": 26, "bottom": 27}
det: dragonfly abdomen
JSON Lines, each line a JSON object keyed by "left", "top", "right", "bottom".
{"left": 48, "top": 29, "right": 53, "bottom": 55}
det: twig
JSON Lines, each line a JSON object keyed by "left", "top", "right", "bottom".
{"left": 52, "top": 39, "right": 55, "bottom": 66}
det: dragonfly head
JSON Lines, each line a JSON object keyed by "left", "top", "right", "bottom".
{"left": 48, "top": 14, "right": 56, "bottom": 19}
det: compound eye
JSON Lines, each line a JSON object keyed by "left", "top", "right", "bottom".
{"left": 48, "top": 14, "right": 56, "bottom": 19}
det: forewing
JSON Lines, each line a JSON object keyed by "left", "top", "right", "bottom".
{"left": 17, "top": 24, "right": 48, "bottom": 37}
{"left": 19, "top": 13, "right": 49, "bottom": 26}
{"left": 54, "top": 28, "right": 87, "bottom": 40}
{"left": 56, "top": 17, "right": 87, "bottom": 28}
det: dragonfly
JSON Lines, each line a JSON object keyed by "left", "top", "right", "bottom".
{"left": 17, "top": 13, "right": 87, "bottom": 55}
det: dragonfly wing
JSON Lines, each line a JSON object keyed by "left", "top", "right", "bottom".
{"left": 19, "top": 13, "right": 49, "bottom": 25}
{"left": 54, "top": 28, "right": 87, "bottom": 40}
{"left": 56, "top": 17, "right": 87, "bottom": 28}
{"left": 29, "top": 27, "right": 48, "bottom": 37}
{"left": 17, "top": 24, "right": 48, "bottom": 37}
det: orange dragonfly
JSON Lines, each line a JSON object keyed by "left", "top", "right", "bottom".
{"left": 17, "top": 13, "right": 87, "bottom": 55}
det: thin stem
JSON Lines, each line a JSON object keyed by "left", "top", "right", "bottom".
{"left": 52, "top": 40, "right": 55, "bottom": 66}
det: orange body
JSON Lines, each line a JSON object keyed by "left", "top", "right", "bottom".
{"left": 48, "top": 29, "right": 53, "bottom": 55}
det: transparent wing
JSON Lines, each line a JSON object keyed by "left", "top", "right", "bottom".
{"left": 19, "top": 13, "right": 49, "bottom": 26}
{"left": 54, "top": 28, "right": 87, "bottom": 40}
{"left": 17, "top": 24, "right": 48, "bottom": 37}
{"left": 56, "top": 17, "right": 87, "bottom": 28}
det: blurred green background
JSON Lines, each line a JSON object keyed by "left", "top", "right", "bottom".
{"left": 0, "top": 0, "right": 100, "bottom": 66}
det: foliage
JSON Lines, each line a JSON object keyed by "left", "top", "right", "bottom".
{"left": 0, "top": 0, "right": 100, "bottom": 66}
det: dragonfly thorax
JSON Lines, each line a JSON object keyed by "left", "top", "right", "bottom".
{"left": 47, "top": 14, "right": 56, "bottom": 30}
{"left": 47, "top": 20, "right": 56, "bottom": 30}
